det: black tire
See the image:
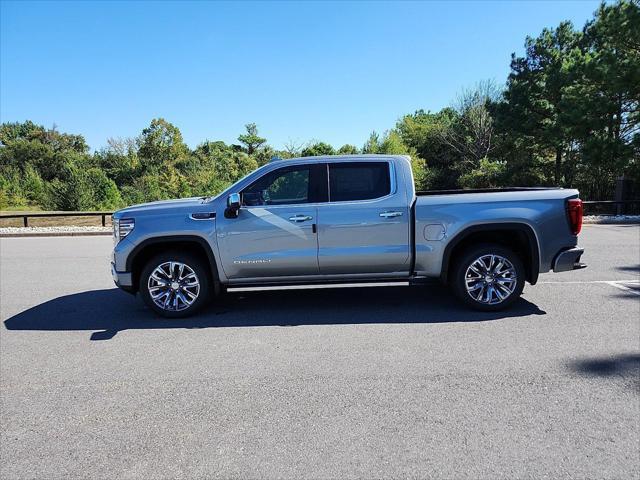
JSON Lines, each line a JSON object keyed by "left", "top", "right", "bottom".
{"left": 451, "top": 243, "right": 525, "bottom": 311}
{"left": 139, "top": 251, "right": 211, "bottom": 318}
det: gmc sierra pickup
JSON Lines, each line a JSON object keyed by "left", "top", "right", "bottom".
{"left": 111, "top": 155, "right": 586, "bottom": 317}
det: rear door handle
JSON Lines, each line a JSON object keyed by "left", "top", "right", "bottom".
{"left": 288, "top": 215, "right": 313, "bottom": 222}
{"left": 379, "top": 211, "right": 403, "bottom": 218}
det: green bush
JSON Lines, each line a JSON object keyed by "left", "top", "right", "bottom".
{"left": 21, "top": 165, "right": 48, "bottom": 206}
{"left": 86, "top": 168, "right": 123, "bottom": 209}
{"left": 0, "top": 166, "right": 28, "bottom": 208}
{"left": 47, "top": 165, "right": 93, "bottom": 210}
{"left": 459, "top": 158, "right": 507, "bottom": 188}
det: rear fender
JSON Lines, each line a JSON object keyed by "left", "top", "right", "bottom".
{"left": 440, "top": 223, "right": 541, "bottom": 285}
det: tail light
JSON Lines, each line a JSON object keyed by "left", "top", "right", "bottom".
{"left": 567, "top": 198, "right": 583, "bottom": 235}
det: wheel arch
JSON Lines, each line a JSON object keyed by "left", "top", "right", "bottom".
{"left": 126, "top": 235, "right": 221, "bottom": 294}
{"left": 440, "top": 222, "right": 540, "bottom": 285}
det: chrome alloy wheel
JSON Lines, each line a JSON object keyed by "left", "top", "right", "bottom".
{"left": 464, "top": 254, "right": 517, "bottom": 305}
{"left": 147, "top": 261, "right": 200, "bottom": 312}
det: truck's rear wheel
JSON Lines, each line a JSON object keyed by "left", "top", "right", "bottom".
{"left": 139, "top": 251, "right": 211, "bottom": 318}
{"left": 451, "top": 244, "right": 525, "bottom": 311}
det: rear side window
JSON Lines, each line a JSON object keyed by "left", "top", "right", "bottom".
{"left": 328, "top": 162, "right": 391, "bottom": 202}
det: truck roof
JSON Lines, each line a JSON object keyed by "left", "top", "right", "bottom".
{"left": 276, "top": 154, "right": 411, "bottom": 163}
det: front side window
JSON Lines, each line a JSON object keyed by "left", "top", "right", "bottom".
{"left": 242, "top": 166, "right": 310, "bottom": 206}
{"left": 329, "top": 162, "right": 391, "bottom": 202}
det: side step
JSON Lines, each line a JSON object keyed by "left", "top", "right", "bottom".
{"left": 227, "top": 277, "right": 439, "bottom": 292}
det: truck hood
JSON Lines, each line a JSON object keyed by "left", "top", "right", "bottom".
{"left": 114, "top": 197, "right": 210, "bottom": 218}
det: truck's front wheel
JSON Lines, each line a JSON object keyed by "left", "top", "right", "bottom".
{"left": 451, "top": 244, "right": 525, "bottom": 311}
{"left": 139, "top": 252, "right": 211, "bottom": 318}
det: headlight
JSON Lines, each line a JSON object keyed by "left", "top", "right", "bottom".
{"left": 113, "top": 218, "right": 135, "bottom": 243}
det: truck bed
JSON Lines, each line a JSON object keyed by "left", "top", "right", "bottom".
{"left": 412, "top": 186, "right": 579, "bottom": 278}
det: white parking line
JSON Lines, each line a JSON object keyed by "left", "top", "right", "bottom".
{"left": 537, "top": 280, "right": 640, "bottom": 295}
{"left": 538, "top": 280, "right": 639, "bottom": 284}
{"left": 539, "top": 280, "right": 640, "bottom": 296}
{"left": 605, "top": 281, "right": 640, "bottom": 296}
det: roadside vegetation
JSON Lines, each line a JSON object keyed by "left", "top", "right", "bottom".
{"left": 1, "top": 0, "right": 638, "bottom": 212}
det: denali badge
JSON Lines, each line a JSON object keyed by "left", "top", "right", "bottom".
{"left": 233, "top": 259, "right": 272, "bottom": 264}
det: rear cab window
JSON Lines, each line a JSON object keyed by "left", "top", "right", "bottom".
{"left": 328, "top": 162, "right": 391, "bottom": 202}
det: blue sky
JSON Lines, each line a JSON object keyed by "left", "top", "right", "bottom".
{"left": 1, "top": 0, "right": 601, "bottom": 151}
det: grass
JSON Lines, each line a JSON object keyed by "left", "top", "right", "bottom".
{"left": 0, "top": 205, "right": 44, "bottom": 212}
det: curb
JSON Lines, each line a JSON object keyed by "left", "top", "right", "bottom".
{"left": 584, "top": 219, "right": 640, "bottom": 225}
{"left": 0, "top": 231, "right": 112, "bottom": 238}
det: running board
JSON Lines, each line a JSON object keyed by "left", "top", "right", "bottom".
{"left": 226, "top": 276, "right": 439, "bottom": 292}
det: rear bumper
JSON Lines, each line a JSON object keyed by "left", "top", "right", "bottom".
{"left": 553, "top": 247, "right": 586, "bottom": 272}
{"left": 111, "top": 262, "right": 135, "bottom": 293}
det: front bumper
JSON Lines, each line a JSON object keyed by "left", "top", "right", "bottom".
{"left": 553, "top": 247, "right": 587, "bottom": 272}
{"left": 111, "top": 262, "right": 134, "bottom": 293}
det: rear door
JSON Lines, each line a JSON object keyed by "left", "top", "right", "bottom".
{"left": 317, "top": 161, "right": 410, "bottom": 275}
{"left": 216, "top": 163, "right": 325, "bottom": 279}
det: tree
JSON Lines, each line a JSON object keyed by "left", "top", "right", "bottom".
{"left": 194, "top": 140, "right": 258, "bottom": 185}
{"left": 283, "top": 139, "right": 304, "bottom": 157}
{"left": 337, "top": 144, "right": 359, "bottom": 155}
{"left": 0, "top": 166, "right": 27, "bottom": 208}
{"left": 301, "top": 141, "right": 335, "bottom": 157}
{"left": 85, "top": 168, "right": 122, "bottom": 209}
{"left": 572, "top": 0, "right": 640, "bottom": 198}
{"left": 0, "top": 121, "right": 91, "bottom": 181}
{"left": 395, "top": 109, "right": 459, "bottom": 189}
{"left": 94, "top": 137, "right": 139, "bottom": 186}
{"left": 137, "top": 118, "right": 189, "bottom": 172}
{"left": 0, "top": 121, "right": 88, "bottom": 153}
{"left": 459, "top": 158, "right": 507, "bottom": 188}
{"left": 440, "top": 80, "right": 502, "bottom": 175}
{"left": 237, "top": 123, "right": 266, "bottom": 155}
{"left": 49, "top": 163, "right": 94, "bottom": 210}
{"left": 21, "top": 165, "right": 47, "bottom": 206}
{"left": 362, "top": 132, "right": 380, "bottom": 154}
{"left": 252, "top": 145, "right": 278, "bottom": 166}
{"left": 377, "top": 131, "right": 429, "bottom": 190}
{"left": 501, "top": 22, "right": 582, "bottom": 185}
{"left": 495, "top": 0, "right": 640, "bottom": 197}
{"left": 0, "top": 121, "right": 46, "bottom": 146}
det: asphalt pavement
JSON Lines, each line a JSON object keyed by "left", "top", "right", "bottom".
{"left": 1, "top": 224, "right": 639, "bottom": 479}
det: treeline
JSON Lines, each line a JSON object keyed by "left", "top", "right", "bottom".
{"left": 0, "top": 0, "right": 638, "bottom": 211}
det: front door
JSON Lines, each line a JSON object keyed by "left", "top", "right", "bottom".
{"left": 317, "top": 161, "right": 410, "bottom": 275}
{"left": 216, "top": 164, "right": 322, "bottom": 279}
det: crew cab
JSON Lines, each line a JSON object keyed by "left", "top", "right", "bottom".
{"left": 111, "top": 155, "right": 585, "bottom": 317}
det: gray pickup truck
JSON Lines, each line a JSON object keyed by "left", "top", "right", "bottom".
{"left": 111, "top": 155, "right": 585, "bottom": 317}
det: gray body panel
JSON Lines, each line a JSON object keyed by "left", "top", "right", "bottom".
{"left": 112, "top": 155, "right": 581, "bottom": 289}
{"left": 317, "top": 199, "right": 410, "bottom": 275}
{"left": 316, "top": 160, "right": 411, "bottom": 274}
{"left": 216, "top": 205, "right": 318, "bottom": 278}
{"left": 413, "top": 189, "right": 578, "bottom": 277}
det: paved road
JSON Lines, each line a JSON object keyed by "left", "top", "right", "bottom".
{"left": 1, "top": 224, "right": 638, "bottom": 479}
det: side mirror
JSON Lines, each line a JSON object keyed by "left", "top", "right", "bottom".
{"left": 227, "top": 192, "right": 241, "bottom": 209}
{"left": 225, "top": 193, "right": 241, "bottom": 218}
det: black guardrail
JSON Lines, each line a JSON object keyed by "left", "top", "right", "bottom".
{"left": 0, "top": 212, "right": 114, "bottom": 227}
{"left": 582, "top": 200, "right": 640, "bottom": 216}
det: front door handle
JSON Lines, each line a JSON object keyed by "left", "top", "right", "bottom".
{"left": 288, "top": 215, "right": 313, "bottom": 222}
{"left": 379, "top": 211, "right": 403, "bottom": 218}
